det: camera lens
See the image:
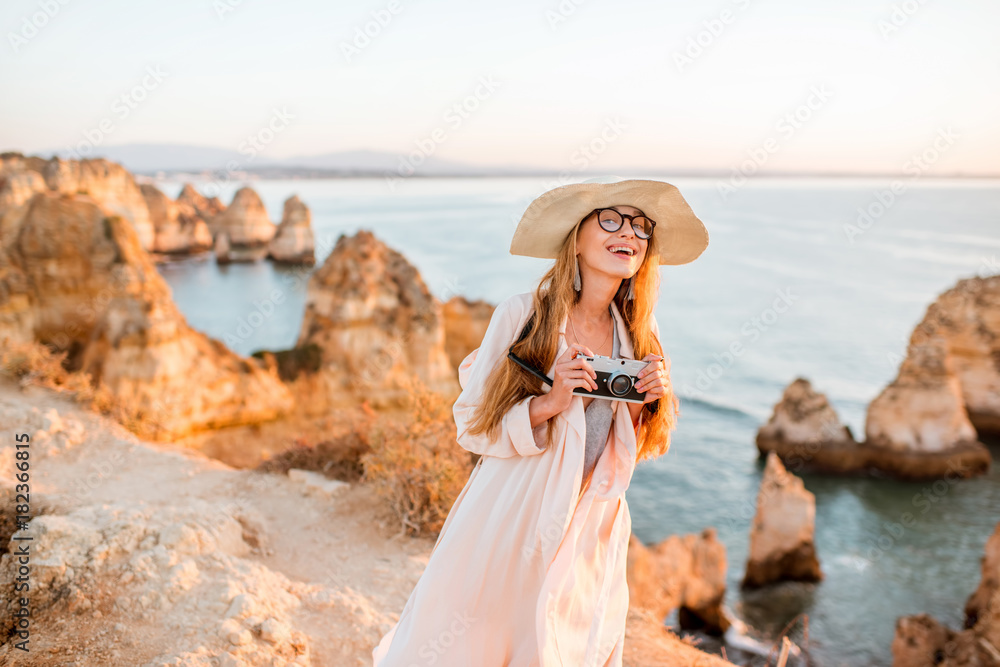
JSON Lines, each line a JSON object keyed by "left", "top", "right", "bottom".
{"left": 608, "top": 372, "right": 633, "bottom": 396}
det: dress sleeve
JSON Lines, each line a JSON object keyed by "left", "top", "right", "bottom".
{"left": 453, "top": 297, "right": 550, "bottom": 459}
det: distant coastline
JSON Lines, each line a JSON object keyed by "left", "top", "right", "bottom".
{"left": 17, "top": 144, "right": 999, "bottom": 181}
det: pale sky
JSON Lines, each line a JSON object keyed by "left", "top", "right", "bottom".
{"left": 1, "top": 0, "right": 998, "bottom": 175}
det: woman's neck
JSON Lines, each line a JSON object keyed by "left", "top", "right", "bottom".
{"left": 573, "top": 288, "right": 615, "bottom": 325}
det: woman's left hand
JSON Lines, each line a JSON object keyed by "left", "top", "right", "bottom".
{"left": 635, "top": 353, "right": 668, "bottom": 404}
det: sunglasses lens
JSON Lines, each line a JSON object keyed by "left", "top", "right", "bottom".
{"left": 597, "top": 209, "right": 622, "bottom": 232}
{"left": 633, "top": 217, "right": 653, "bottom": 239}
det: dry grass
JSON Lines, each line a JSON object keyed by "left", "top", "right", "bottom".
{"left": 360, "top": 376, "right": 474, "bottom": 538}
{"left": 1, "top": 336, "right": 475, "bottom": 539}
{"left": 256, "top": 427, "right": 373, "bottom": 483}
{"left": 0, "top": 336, "right": 165, "bottom": 438}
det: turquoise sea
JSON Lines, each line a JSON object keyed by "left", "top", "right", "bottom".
{"left": 154, "top": 174, "right": 1000, "bottom": 666}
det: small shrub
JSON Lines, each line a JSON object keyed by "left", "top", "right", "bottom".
{"left": 360, "top": 376, "right": 472, "bottom": 538}
{"left": 256, "top": 428, "right": 372, "bottom": 482}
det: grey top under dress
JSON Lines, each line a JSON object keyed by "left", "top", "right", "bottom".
{"left": 581, "top": 307, "right": 619, "bottom": 485}
{"left": 529, "top": 305, "right": 619, "bottom": 487}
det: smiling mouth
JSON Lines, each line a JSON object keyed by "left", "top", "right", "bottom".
{"left": 607, "top": 245, "right": 636, "bottom": 258}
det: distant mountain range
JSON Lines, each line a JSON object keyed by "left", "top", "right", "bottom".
{"left": 37, "top": 143, "right": 554, "bottom": 177}
{"left": 29, "top": 142, "right": 997, "bottom": 179}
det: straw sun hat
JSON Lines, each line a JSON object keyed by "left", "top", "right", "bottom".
{"left": 509, "top": 177, "right": 709, "bottom": 266}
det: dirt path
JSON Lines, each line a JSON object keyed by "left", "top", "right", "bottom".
{"left": 0, "top": 378, "right": 734, "bottom": 666}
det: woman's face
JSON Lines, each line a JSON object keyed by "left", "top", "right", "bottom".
{"left": 576, "top": 205, "right": 649, "bottom": 281}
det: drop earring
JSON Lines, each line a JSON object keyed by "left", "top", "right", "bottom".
{"left": 626, "top": 276, "right": 635, "bottom": 300}
{"left": 573, "top": 256, "right": 581, "bottom": 291}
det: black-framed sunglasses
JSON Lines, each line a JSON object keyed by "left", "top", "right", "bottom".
{"left": 591, "top": 208, "right": 656, "bottom": 240}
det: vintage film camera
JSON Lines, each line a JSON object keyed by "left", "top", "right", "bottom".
{"left": 570, "top": 354, "right": 649, "bottom": 403}
{"left": 506, "top": 312, "right": 655, "bottom": 405}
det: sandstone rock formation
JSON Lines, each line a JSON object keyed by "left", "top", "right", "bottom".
{"left": 294, "top": 230, "right": 458, "bottom": 408}
{"left": 965, "top": 521, "right": 1000, "bottom": 637}
{"left": 0, "top": 190, "right": 293, "bottom": 440}
{"left": 757, "top": 377, "right": 858, "bottom": 471}
{"left": 742, "top": 452, "right": 822, "bottom": 588}
{"left": 267, "top": 194, "right": 315, "bottom": 265}
{"left": 758, "top": 377, "right": 990, "bottom": 481}
{"left": 41, "top": 156, "right": 156, "bottom": 250}
{"left": 902, "top": 275, "right": 1000, "bottom": 435}
{"left": 140, "top": 183, "right": 213, "bottom": 254}
{"left": 626, "top": 528, "right": 731, "bottom": 634}
{"left": 211, "top": 186, "right": 276, "bottom": 247}
{"left": 891, "top": 520, "right": 1000, "bottom": 666}
{"left": 865, "top": 322, "right": 991, "bottom": 480}
{"left": 759, "top": 275, "right": 998, "bottom": 481}
{"left": 442, "top": 296, "right": 496, "bottom": 370}
{"left": 0, "top": 153, "right": 48, "bottom": 214}
{"left": 214, "top": 230, "right": 233, "bottom": 264}
{"left": 0, "top": 383, "right": 735, "bottom": 666}
{"left": 176, "top": 182, "right": 226, "bottom": 227}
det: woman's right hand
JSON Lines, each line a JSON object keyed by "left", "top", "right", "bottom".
{"left": 535, "top": 343, "right": 598, "bottom": 418}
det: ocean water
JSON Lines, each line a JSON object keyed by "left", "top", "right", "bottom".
{"left": 155, "top": 175, "right": 1000, "bottom": 666}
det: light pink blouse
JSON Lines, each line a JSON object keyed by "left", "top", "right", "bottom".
{"left": 372, "top": 291, "right": 662, "bottom": 666}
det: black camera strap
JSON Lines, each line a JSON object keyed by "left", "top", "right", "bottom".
{"left": 505, "top": 307, "right": 661, "bottom": 414}
{"left": 506, "top": 312, "right": 554, "bottom": 387}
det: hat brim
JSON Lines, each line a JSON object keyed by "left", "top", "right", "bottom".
{"left": 509, "top": 179, "right": 709, "bottom": 266}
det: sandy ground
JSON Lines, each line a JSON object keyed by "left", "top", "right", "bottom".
{"left": 0, "top": 377, "right": 735, "bottom": 666}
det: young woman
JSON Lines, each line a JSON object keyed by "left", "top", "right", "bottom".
{"left": 372, "top": 178, "right": 709, "bottom": 666}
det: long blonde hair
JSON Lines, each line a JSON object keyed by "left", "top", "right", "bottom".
{"left": 465, "top": 218, "right": 680, "bottom": 462}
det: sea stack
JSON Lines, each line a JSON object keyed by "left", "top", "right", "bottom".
{"left": 176, "top": 182, "right": 226, "bottom": 227}
{"left": 742, "top": 452, "right": 823, "bottom": 588}
{"left": 267, "top": 195, "right": 315, "bottom": 265}
{"left": 211, "top": 186, "right": 277, "bottom": 247}
{"left": 294, "top": 229, "right": 458, "bottom": 407}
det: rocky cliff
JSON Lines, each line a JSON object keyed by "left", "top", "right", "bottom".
{"left": 40, "top": 157, "right": 156, "bottom": 251}
{"left": 627, "top": 528, "right": 731, "bottom": 634}
{"left": 892, "top": 520, "right": 1000, "bottom": 666}
{"left": 140, "top": 183, "right": 213, "bottom": 254}
{"left": 0, "top": 190, "right": 294, "bottom": 440}
{"left": 293, "top": 230, "right": 458, "bottom": 408}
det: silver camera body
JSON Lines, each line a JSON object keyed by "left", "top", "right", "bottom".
{"left": 572, "top": 354, "right": 649, "bottom": 403}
